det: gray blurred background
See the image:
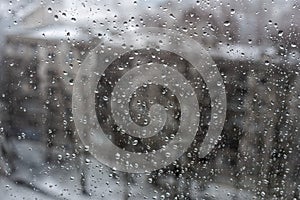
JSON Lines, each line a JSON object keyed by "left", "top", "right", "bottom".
{"left": 0, "top": 0, "right": 299, "bottom": 199}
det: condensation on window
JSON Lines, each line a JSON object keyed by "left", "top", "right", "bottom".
{"left": 0, "top": 0, "right": 299, "bottom": 199}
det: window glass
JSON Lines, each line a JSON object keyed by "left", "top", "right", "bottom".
{"left": 0, "top": 0, "right": 299, "bottom": 199}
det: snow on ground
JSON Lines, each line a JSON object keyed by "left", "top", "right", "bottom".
{"left": 0, "top": 140, "right": 162, "bottom": 200}
{"left": 0, "top": 140, "right": 257, "bottom": 199}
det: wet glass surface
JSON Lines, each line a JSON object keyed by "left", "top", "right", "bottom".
{"left": 0, "top": 0, "right": 299, "bottom": 199}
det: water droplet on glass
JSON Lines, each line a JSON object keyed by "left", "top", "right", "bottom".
{"left": 132, "top": 140, "right": 138, "bottom": 146}
{"left": 115, "top": 153, "right": 120, "bottom": 160}
{"left": 69, "top": 79, "right": 74, "bottom": 86}
{"left": 265, "top": 60, "right": 270, "bottom": 66}
{"left": 169, "top": 13, "right": 176, "bottom": 20}
{"left": 47, "top": 7, "right": 52, "bottom": 13}
{"left": 103, "top": 96, "right": 109, "bottom": 101}
{"left": 224, "top": 21, "right": 230, "bottom": 26}
{"left": 85, "top": 158, "right": 91, "bottom": 164}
